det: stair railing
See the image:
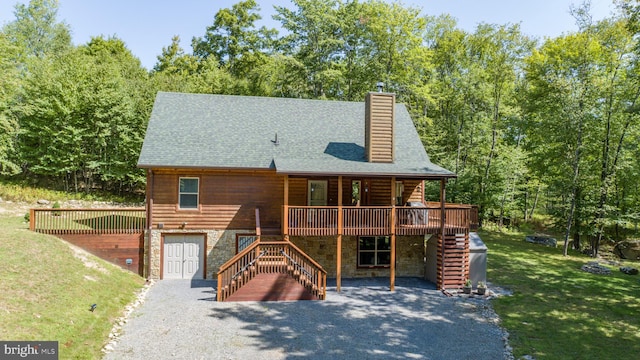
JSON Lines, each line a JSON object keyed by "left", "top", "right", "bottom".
{"left": 217, "top": 241, "right": 327, "bottom": 301}
{"left": 217, "top": 240, "right": 264, "bottom": 301}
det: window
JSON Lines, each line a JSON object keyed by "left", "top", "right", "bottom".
{"left": 308, "top": 180, "right": 328, "bottom": 206}
{"left": 395, "top": 181, "right": 404, "bottom": 206}
{"left": 351, "top": 180, "right": 361, "bottom": 205}
{"left": 358, "top": 236, "right": 391, "bottom": 267}
{"left": 179, "top": 177, "right": 199, "bottom": 209}
{"left": 236, "top": 234, "right": 258, "bottom": 253}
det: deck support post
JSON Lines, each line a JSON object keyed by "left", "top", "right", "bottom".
{"left": 439, "top": 178, "right": 447, "bottom": 290}
{"left": 390, "top": 177, "right": 396, "bottom": 291}
{"left": 29, "top": 208, "right": 35, "bottom": 231}
{"left": 283, "top": 175, "right": 289, "bottom": 242}
{"left": 337, "top": 176, "right": 343, "bottom": 292}
{"left": 146, "top": 169, "right": 154, "bottom": 279}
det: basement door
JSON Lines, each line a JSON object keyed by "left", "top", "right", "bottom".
{"left": 163, "top": 235, "right": 204, "bottom": 279}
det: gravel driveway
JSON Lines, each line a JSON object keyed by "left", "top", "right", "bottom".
{"left": 103, "top": 278, "right": 510, "bottom": 360}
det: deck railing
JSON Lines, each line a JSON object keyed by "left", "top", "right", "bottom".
{"left": 343, "top": 207, "right": 391, "bottom": 236}
{"left": 288, "top": 207, "right": 338, "bottom": 236}
{"left": 29, "top": 208, "right": 146, "bottom": 234}
{"left": 217, "top": 240, "right": 327, "bottom": 302}
{"left": 287, "top": 204, "right": 477, "bottom": 237}
{"left": 470, "top": 205, "right": 479, "bottom": 231}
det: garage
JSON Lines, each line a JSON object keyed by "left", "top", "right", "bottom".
{"left": 163, "top": 234, "right": 205, "bottom": 279}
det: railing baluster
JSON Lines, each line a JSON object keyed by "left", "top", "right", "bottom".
{"left": 217, "top": 240, "right": 327, "bottom": 302}
{"left": 30, "top": 208, "right": 146, "bottom": 236}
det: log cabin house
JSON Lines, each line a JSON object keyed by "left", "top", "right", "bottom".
{"left": 138, "top": 91, "right": 475, "bottom": 301}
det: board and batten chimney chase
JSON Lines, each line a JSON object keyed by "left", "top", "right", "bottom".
{"left": 365, "top": 91, "right": 395, "bottom": 163}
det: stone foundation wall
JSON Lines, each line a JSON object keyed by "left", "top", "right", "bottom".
{"left": 147, "top": 228, "right": 267, "bottom": 280}
{"left": 290, "top": 235, "right": 426, "bottom": 278}
{"left": 146, "top": 230, "right": 426, "bottom": 280}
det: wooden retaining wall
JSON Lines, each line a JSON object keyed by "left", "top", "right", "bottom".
{"left": 56, "top": 233, "right": 144, "bottom": 276}
{"left": 30, "top": 208, "right": 146, "bottom": 276}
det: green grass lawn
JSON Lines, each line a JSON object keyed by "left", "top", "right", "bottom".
{"left": 484, "top": 229, "right": 640, "bottom": 360}
{"left": 0, "top": 214, "right": 145, "bottom": 359}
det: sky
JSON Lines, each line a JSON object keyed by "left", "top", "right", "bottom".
{"left": 0, "top": 0, "right": 618, "bottom": 70}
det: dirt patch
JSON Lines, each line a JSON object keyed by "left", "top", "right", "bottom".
{"left": 69, "top": 245, "right": 110, "bottom": 274}
{"left": 0, "top": 200, "right": 31, "bottom": 217}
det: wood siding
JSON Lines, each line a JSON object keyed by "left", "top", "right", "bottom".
{"left": 152, "top": 170, "right": 283, "bottom": 231}
{"left": 338, "top": 178, "right": 422, "bottom": 206}
{"left": 369, "top": 178, "right": 391, "bottom": 205}
{"left": 288, "top": 177, "right": 307, "bottom": 206}
{"left": 404, "top": 179, "right": 423, "bottom": 204}
{"left": 151, "top": 170, "right": 426, "bottom": 233}
{"left": 365, "top": 92, "right": 394, "bottom": 163}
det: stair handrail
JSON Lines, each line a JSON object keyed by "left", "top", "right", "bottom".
{"left": 218, "top": 239, "right": 263, "bottom": 275}
{"left": 280, "top": 249, "right": 313, "bottom": 279}
{"left": 283, "top": 240, "right": 327, "bottom": 272}
{"left": 279, "top": 242, "right": 326, "bottom": 300}
{"left": 232, "top": 250, "right": 266, "bottom": 281}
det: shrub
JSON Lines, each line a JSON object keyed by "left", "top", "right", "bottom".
{"left": 52, "top": 201, "right": 61, "bottom": 216}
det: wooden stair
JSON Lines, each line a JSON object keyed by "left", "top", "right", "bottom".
{"left": 224, "top": 273, "right": 319, "bottom": 302}
{"left": 217, "top": 209, "right": 326, "bottom": 302}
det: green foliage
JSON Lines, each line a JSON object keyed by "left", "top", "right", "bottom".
{"left": 51, "top": 200, "right": 60, "bottom": 216}
{"left": 1, "top": 0, "right": 71, "bottom": 61}
{"left": 523, "top": 13, "right": 640, "bottom": 254}
{"left": 13, "top": 36, "right": 150, "bottom": 194}
{"left": 192, "top": 0, "right": 276, "bottom": 77}
{"left": 0, "top": 32, "right": 20, "bottom": 176}
{"left": 0, "top": 179, "right": 143, "bottom": 204}
{"left": 0, "top": 0, "right": 639, "bottom": 235}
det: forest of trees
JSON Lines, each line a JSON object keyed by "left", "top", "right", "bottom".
{"left": 1, "top": 0, "right": 640, "bottom": 255}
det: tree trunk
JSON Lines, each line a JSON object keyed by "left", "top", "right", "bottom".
{"left": 482, "top": 89, "right": 501, "bottom": 195}
{"left": 573, "top": 186, "right": 581, "bottom": 250}
{"left": 563, "top": 112, "right": 585, "bottom": 257}
{"left": 528, "top": 183, "right": 541, "bottom": 221}
{"left": 524, "top": 190, "right": 529, "bottom": 222}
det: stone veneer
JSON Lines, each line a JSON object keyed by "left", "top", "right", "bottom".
{"left": 147, "top": 228, "right": 269, "bottom": 280}
{"left": 146, "top": 230, "right": 425, "bottom": 280}
{"left": 290, "top": 235, "right": 426, "bottom": 278}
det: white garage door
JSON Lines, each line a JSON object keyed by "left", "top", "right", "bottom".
{"left": 163, "top": 235, "right": 204, "bottom": 279}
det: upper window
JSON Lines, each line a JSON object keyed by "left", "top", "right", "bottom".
{"left": 358, "top": 236, "right": 391, "bottom": 267}
{"left": 351, "top": 180, "right": 361, "bottom": 205}
{"left": 395, "top": 181, "right": 404, "bottom": 206}
{"left": 179, "top": 177, "right": 199, "bottom": 209}
{"left": 308, "top": 180, "right": 328, "bottom": 206}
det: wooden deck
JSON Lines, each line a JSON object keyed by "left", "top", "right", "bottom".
{"left": 224, "top": 273, "right": 320, "bottom": 301}
{"left": 285, "top": 205, "right": 477, "bottom": 237}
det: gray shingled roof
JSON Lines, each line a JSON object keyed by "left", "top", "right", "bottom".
{"left": 137, "top": 92, "right": 455, "bottom": 178}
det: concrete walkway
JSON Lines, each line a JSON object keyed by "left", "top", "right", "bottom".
{"left": 103, "top": 278, "right": 509, "bottom": 360}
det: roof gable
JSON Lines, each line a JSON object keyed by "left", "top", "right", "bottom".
{"left": 137, "top": 92, "right": 454, "bottom": 178}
